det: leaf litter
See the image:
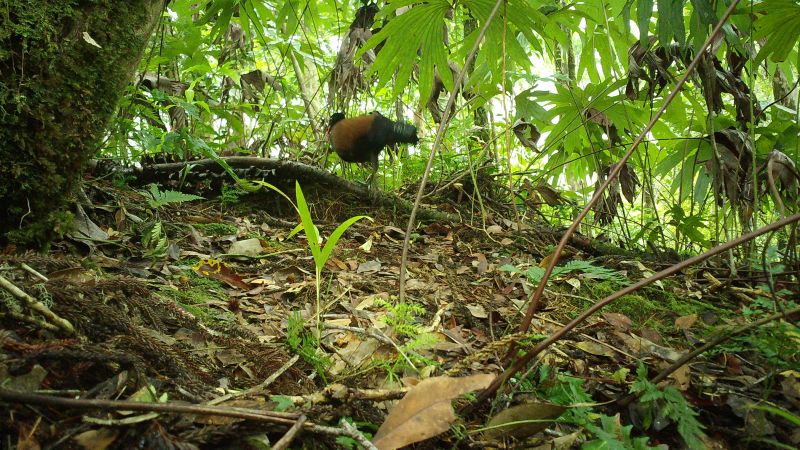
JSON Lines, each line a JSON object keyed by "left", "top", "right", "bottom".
{"left": 0, "top": 178, "right": 797, "bottom": 449}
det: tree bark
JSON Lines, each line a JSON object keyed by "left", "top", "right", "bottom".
{"left": 0, "top": 1, "right": 164, "bottom": 246}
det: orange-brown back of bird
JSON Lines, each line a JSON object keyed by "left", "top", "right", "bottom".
{"left": 327, "top": 112, "right": 418, "bottom": 181}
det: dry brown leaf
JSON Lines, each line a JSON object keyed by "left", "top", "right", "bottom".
{"left": 466, "top": 304, "right": 488, "bottom": 319}
{"left": 474, "top": 253, "right": 488, "bottom": 275}
{"left": 486, "top": 225, "right": 502, "bottom": 234}
{"left": 357, "top": 260, "right": 382, "bottom": 273}
{"left": 372, "top": 374, "right": 495, "bottom": 450}
{"left": 670, "top": 364, "right": 691, "bottom": 391}
{"left": 193, "top": 259, "right": 250, "bottom": 290}
{"left": 330, "top": 257, "right": 349, "bottom": 270}
{"left": 674, "top": 314, "right": 698, "bottom": 330}
{"left": 603, "top": 312, "right": 632, "bottom": 331}
{"left": 227, "top": 238, "right": 265, "bottom": 257}
{"left": 485, "top": 401, "right": 566, "bottom": 440}
{"left": 17, "top": 423, "right": 41, "bottom": 450}
{"left": 553, "top": 429, "right": 582, "bottom": 449}
{"left": 576, "top": 341, "right": 616, "bottom": 358}
{"left": 73, "top": 428, "right": 118, "bottom": 450}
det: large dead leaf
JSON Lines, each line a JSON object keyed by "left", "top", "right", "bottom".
{"left": 372, "top": 374, "right": 494, "bottom": 450}
{"left": 485, "top": 401, "right": 566, "bottom": 440}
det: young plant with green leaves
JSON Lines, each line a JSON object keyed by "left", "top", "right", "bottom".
{"left": 372, "top": 299, "right": 438, "bottom": 379}
{"left": 501, "top": 259, "right": 629, "bottom": 285}
{"left": 255, "top": 180, "right": 371, "bottom": 339}
{"left": 140, "top": 184, "right": 204, "bottom": 259}
{"left": 286, "top": 310, "right": 330, "bottom": 381}
{"left": 630, "top": 364, "right": 705, "bottom": 448}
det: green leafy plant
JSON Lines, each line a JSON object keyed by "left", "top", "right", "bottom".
{"left": 372, "top": 299, "right": 438, "bottom": 378}
{"left": 630, "top": 365, "right": 705, "bottom": 449}
{"left": 286, "top": 311, "right": 330, "bottom": 381}
{"left": 525, "top": 366, "right": 663, "bottom": 448}
{"left": 143, "top": 183, "right": 204, "bottom": 209}
{"left": 501, "top": 260, "right": 629, "bottom": 285}
{"left": 255, "top": 180, "right": 371, "bottom": 340}
{"left": 375, "top": 299, "right": 426, "bottom": 338}
{"left": 536, "top": 366, "right": 596, "bottom": 427}
{"left": 141, "top": 221, "right": 169, "bottom": 258}
{"left": 289, "top": 181, "right": 371, "bottom": 338}
{"left": 723, "top": 319, "right": 800, "bottom": 370}
{"left": 583, "top": 414, "right": 661, "bottom": 450}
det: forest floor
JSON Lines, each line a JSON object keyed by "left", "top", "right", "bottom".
{"left": 0, "top": 173, "right": 798, "bottom": 449}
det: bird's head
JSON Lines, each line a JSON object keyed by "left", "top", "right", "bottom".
{"left": 328, "top": 112, "right": 345, "bottom": 128}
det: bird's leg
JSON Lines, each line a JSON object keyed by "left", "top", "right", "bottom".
{"left": 368, "top": 153, "right": 381, "bottom": 188}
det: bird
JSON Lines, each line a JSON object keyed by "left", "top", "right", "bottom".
{"left": 327, "top": 111, "right": 419, "bottom": 184}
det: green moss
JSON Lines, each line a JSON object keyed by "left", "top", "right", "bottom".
{"left": 160, "top": 282, "right": 229, "bottom": 326}
{"left": 193, "top": 223, "right": 239, "bottom": 236}
{"left": 0, "top": 0, "right": 163, "bottom": 247}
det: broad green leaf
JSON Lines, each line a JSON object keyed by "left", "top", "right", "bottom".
{"left": 637, "top": 0, "right": 654, "bottom": 46}
{"left": 320, "top": 215, "right": 372, "bottom": 264}
{"left": 295, "top": 181, "right": 321, "bottom": 263}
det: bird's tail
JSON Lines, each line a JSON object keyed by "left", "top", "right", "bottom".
{"left": 391, "top": 121, "right": 419, "bottom": 145}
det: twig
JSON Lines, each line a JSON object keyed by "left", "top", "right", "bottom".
{"left": 281, "top": 383, "right": 408, "bottom": 406}
{"left": 272, "top": 414, "right": 307, "bottom": 450}
{"left": 206, "top": 355, "right": 300, "bottom": 406}
{"left": 0, "top": 388, "right": 384, "bottom": 444}
{"left": 340, "top": 418, "right": 378, "bottom": 450}
{"left": 0, "top": 389, "right": 299, "bottom": 425}
{"left": 19, "top": 263, "right": 48, "bottom": 282}
{"left": 0, "top": 275, "right": 74, "bottom": 334}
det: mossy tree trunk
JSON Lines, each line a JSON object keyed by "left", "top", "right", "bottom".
{"left": 0, "top": 1, "right": 164, "bottom": 247}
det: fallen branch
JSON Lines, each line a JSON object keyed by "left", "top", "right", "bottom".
{"left": 0, "top": 275, "right": 74, "bottom": 334}
{"left": 128, "top": 157, "right": 458, "bottom": 223}
{"left": 0, "top": 388, "right": 378, "bottom": 443}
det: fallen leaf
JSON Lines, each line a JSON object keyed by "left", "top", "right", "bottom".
{"left": 486, "top": 225, "right": 502, "bottom": 234}
{"left": 227, "top": 238, "right": 265, "bottom": 257}
{"left": 485, "top": 401, "right": 566, "bottom": 439}
{"left": 73, "top": 429, "right": 118, "bottom": 450}
{"left": 553, "top": 430, "right": 582, "bottom": 449}
{"left": 357, "top": 260, "right": 382, "bottom": 273}
{"left": 603, "top": 312, "right": 632, "bottom": 331}
{"left": 193, "top": 259, "right": 250, "bottom": 290}
{"left": 670, "top": 364, "right": 691, "bottom": 391}
{"left": 565, "top": 278, "right": 580, "bottom": 290}
{"left": 17, "top": 423, "right": 41, "bottom": 450}
{"left": 466, "top": 304, "right": 488, "bottom": 319}
{"left": 82, "top": 31, "right": 102, "bottom": 48}
{"left": 360, "top": 237, "right": 373, "bottom": 252}
{"left": 373, "top": 374, "right": 494, "bottom": 450}
{"left": 674, "top": 314, "right": 698, "bottom": 330}
{"left": 474, "top": 253, "right": 488, "bottom": 275}
{"left": 216, "top": 348, "right": 246, "bottom": 366}
{"left": 576, "top": 341, "right": 616, "bottom": 358}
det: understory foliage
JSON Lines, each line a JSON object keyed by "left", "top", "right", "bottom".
{"left": 104, "top": 0, "right": 799, "bottom": 265}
